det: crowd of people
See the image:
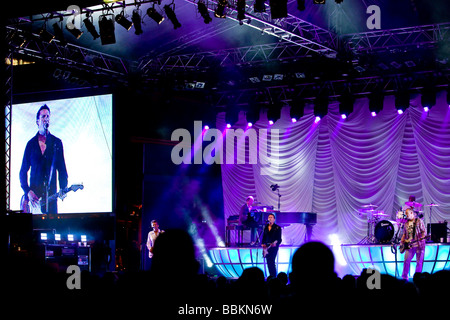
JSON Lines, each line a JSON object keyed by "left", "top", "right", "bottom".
{"left": 5, "top": 229, "right": 449, "bottom": 317}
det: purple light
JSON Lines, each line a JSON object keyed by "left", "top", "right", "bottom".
{"left": 268, "top": 120, "right": 274, "bottom": 125}
{"left": 247, "top": 122, "right": 253, "bottom": 128}
{"left": 314, "top": 116, "right": 321, "bottom": 123}
{"left": 204, "top": 125, "right": 209, "bottom": 130}
{"left": 226, "top": 123, "right": 231, "bottom": 129}
{"left": 341, "top": 114, "right": 347, "bottom": 120}
{"left": 397, "top": 109, "right": 403, "bottom": 115}
{"left": 291, "top": 118, "right": 297, "bottom": 123}
{"left": 423, "top": 106, "right": 429, "bottom": 112}
{"left": 371, "top": 111, "right": 377, "bottom": 117}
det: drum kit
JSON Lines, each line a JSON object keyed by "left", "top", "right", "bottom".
{"left": 357, "top": 202, "right": 440, "bottom": 244}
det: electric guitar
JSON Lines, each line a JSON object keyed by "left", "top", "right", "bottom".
{"left": 20, "top": 184, "right": 84, "bottom": 214}
{"left": 262, "top": 240, "right": 278, "bottom": 258}
{"left": 399, "top": 235, "right": 430, "bottom": 254}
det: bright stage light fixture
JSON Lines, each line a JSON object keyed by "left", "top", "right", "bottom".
{"left": 115, "top": 11, "right": 133, "bottom": 31}
{"left": 164, "top": 4, "right": 182, "bottom": 29}
{"left": 147, "top": 7, "right": 165, "bottom": 24}
{"left": 99, "top": 14, "right": 116, "bottom": 45}
{"left": 83, "top": 15, "right": 100, "bottom": 40}
{"left": 198, "top": 1, "right": 212, "bottom": 24}
{"left": 214, "top": 0, "right": 228, "bottom": 18}
{"left": 313, "top": 0, "right": 326, "bottom": 3}
{"left": 132, "top": 9, "right": 143, "bottom": 34}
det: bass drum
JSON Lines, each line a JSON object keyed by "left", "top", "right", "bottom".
{"left": 375, "top": 220, "right": 399, "bottom": 243}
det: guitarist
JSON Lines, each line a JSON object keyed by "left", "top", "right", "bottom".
{"left": 262, "top": 213, "right": 282, "bottom": 278}
{"left": 400, "top": 208, "right": 426, "bottom": 280}
{"left": 19, "top": 104, "right": 68, "bottom": 214}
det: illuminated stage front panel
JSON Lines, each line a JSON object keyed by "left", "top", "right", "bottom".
{"left": 210, "top": 244, "right": 450, "bottom": 279}
{"left": 341, "top": 243, "right": 450, "bottom": 278}
{"left": 209, "top": 247, "right": 297, "bottom": 278}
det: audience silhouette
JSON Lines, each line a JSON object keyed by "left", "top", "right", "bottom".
{"left": 5, "top": 230, "right": 450, "bottom": 317}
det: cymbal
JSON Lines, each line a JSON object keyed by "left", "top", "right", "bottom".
{"left": 405, "top": 201, "right": 423, "bottom": 207}
{"left": 425, "top": 203, "right": 440, "bottom": 207}
{"left": 361, "top": 204, "right": 378, "bottom": 208}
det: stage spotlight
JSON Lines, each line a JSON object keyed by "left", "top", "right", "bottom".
{"left": 237, "top": 0, "right": 246, "bottom": 22}
{"left": 40, "top": 233, "right": 48, "bottom": 241}
{"left": 147, "top": 7, "right": 165, "bottom": 24}
{"left": 291, "top": 118, "right": 297, "bottom": 123}
{"left": 314, "top": 95, "right": 328, "bottom": 119}
{"left": 313, "top": 0, "right": 326, "bottom": 3}
{"left": 55, "top": 234, "right": 61, "bottom": 241}
{"left": 254, "top": 0, "right": 266, "bottom": 12}
{"left": 339, "top": 93, "right": 355, "bottom": 119}
{"left": 421, "top": 86, "right": 436, "bottom": 110}
{"left": 315, "top": 116, "right": 321, "bottom": 123}
{"left": 132, "top": 9, "right": 143, "bottom": 34}
{"left": 68, "top": 234, "right": 74, "bottom": 241}
{"left": 395, "top": 91, "right": 410, "bottom": 113}
{"left": 269, "top": 120, "right": 274, "bottom": 125}
{"left": 198, "top": 1, "right": 212, "bottom": 23}
{"left": 214, "top": 0, "right": 228, "bottom": 18}
{"left": 81, "top": 235, "right": 87, "bottom": 242}
{"left": 99, "top": 14, "right": 116, "bottom": 45}
{"left": 66, "top": 21, "right": 83, "bottom": 39}
{"left": 39, "top": 27, "right": 55, "bottom": 43}
{"left": 83, "top": 14, "right": 100, "bottom": 40}
{"left": 52, "top": 22, "right": 66, "bottom": 45}
{"left": 369, "top": 92, "right": 383, "bottom": 116}
{"left": 164, "top": 4, "right": 182, "bottom": 29}
{"left": 115, "top": 11, "right": 133, "bottom": 31}
{"left": 297, "top": 0, "right": 306, "bottom": 11}
{"left": 269, "top": 0, "right": 288, "bottom": 19}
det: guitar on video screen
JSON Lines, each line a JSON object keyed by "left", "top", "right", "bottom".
{"left": 20, "top": 183, "right": 84, "bottom": 214}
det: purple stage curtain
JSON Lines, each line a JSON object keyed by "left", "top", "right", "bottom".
{"left": 219, "top": 91, "right": 450, "bottom": 245}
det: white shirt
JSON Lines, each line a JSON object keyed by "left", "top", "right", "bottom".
{"left": 146, "top": 229, "right": 164, "bottom": 258}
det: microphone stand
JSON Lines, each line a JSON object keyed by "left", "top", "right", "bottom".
{"left": 276, "top": 188, "right": 281, "bottom": 211}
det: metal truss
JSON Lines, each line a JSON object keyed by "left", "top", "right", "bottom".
{"left": 4, "top": 52, "right": 13, "bottom": 211}
{"left": 210, "top": 69, "right": 450, "bottom": 107}
{"left": 6, "top": 26, "right": 133, "bottom": 80}
{"left": 344, "top": 23, "right": 450, "bottom": 53}
{"left": 184, "top": 0, "right": 339, "bottom": 53}
{"left": 139, "top": 41, "right": 321, "bottom": 73}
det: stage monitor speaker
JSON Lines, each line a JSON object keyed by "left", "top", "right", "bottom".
{"left": 427, "top": 223, "right": 448, "bottom": 243}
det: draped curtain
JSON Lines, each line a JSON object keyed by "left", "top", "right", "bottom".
{"left": 219, "top": 91, "right": 450, "bottom": 245}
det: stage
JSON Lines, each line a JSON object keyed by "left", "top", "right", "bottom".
{"left": 208, "top": 243, "right": 450, "bottom": 279}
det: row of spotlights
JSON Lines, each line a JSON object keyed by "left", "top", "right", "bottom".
{"left": 41, "top": 233, "right": 88, "bottom": 242}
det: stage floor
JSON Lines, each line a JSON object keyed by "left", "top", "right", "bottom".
{"left": 208, "top": 243, "right": 450, "bottom": 279}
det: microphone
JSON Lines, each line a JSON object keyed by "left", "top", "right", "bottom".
{"left": 44, "top": 123, "right": 49, "bottom": 131}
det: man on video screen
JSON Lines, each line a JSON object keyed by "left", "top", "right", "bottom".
{"left": 19, "top": 104, "right": 68, "bottom": 214}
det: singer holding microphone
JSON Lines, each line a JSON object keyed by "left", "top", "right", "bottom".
{"left": 19, "top": 104, "right": 68, "bottom": 214}
{"left": 262, "top": 213, "right": 282, "bottom": 278}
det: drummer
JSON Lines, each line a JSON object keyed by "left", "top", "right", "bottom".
{"left": 403, "top": 195, "right": 423, "bottom": 212}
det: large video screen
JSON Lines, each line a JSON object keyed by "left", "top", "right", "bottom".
{"left": 10, "top": 94, "right": 113, "bottom": 214}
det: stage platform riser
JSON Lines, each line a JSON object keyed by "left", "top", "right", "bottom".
{"left": 209, "top": 244, "right": 450, "bottom": 279}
